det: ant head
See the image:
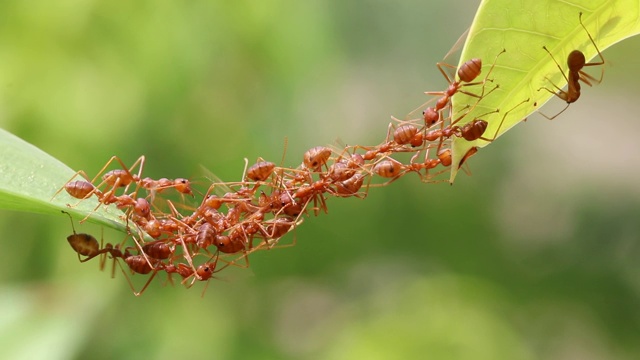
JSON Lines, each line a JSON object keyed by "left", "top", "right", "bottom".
{"left": 134, "top": 198, "right": 151, "bottom": 218}
{"left": 422, "top": 107, "right": 439, "bottom": 127}
{"left": 173, "top": 178, "right": 193, "bottom": 196}
{"left": 567, "top": 50, "right": 586, "bottom": 71}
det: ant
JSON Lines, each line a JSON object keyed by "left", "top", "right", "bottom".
{"left": 182, "top": 252, "right": 231, "bottom": 297}
{"left": 357, "top": 124, "right": 429, "bottom": 162}
{"left": 62, "top": 210, "right": 144, "bottom": 282}
{"left": 424, "top": 98, "right": 530, "bottom": 151}
{"left": 399, "top": 147, "right": 449, "bottom": 183}
{"left": 51, "top": 156, "right": 145, "bottom": 211}
{"left": 422, "top": 108, "right": 500, "bottom": 148}
{"left": 458, "top": 98, "right": 531, "bottom": 144}
{"left": 411, "top": 49, "right": 505, "bottom": 127}
{"left": 139, "top": 177, "right": 194, "bottom": 203}
{"left": 538, "top": 12, "right": 605, "bottom": 120}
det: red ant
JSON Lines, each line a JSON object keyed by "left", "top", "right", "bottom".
{"left": 422, "top": 108, "right": 500, "bottom": 147}
{"left": 423, "top": 98, "right": 530, "bottom": 153}
{"left": 100, "top": 156, "right": 144, "bottom": 192}
{"left": 99, "top": 157, "right": 192, "bottom": 201}
{"left": 538, "top": 12, "right": 605, "bottom": 120}
{"left": 139, "top": 177, "right": 194, "bottom": 203}
{"left": 81, "top": 156, "right": 146, "bottom": 202}
{"left": 303, "top": 146, "right": 332, "bottom": 171}
{"left": 51, "top": 156, "right": 144, "bottom": 215}
{"left": 412, "top": 49, "right": 505, "bottom": 127}
{"left": 359, "top": 132, "right": 424, "bottom": 162}
{"left": 54, "top": 155, "right": 192, "bottom": 209}
{"left": 458, "top": 98, "right": 531, "bottom": 145}
{"left": 399, "top": 147, "right": 449, "bottom": 183}
{"left": 181, "top": 252, "right": 231, "bottom": 297}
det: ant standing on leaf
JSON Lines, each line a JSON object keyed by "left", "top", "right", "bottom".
{"left": 417, "top": 48, "right": 505, "bottom": 128}
{"left": 538, "top": 12, "right": 605, "bottom": 120}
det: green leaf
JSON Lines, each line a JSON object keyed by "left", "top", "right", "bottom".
{"left": 449, "top": 0, "right": 640, "bottom": 182}
{"left": 0, "top": 127, "right": 128, "bottom": 232}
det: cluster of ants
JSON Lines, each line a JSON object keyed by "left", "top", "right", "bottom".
{"left": 53, "top": 12, "right": 604, "bottom": 296}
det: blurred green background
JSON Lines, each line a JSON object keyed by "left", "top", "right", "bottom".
{"left": 2, "top": 1, "right": 640, "bottom": 359}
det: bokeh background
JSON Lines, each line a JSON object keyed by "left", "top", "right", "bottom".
{"left": 1, "top": 1, "right": 640, "bottom": 359}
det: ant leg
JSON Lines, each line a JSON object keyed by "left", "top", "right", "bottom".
{"left": 435, "top": 62, "right": 456, "bottom": 84}
{"left": 538, "top": 103, "right": 570, "bottom": 120}
{"left": 132, "top": 268, "right": 158, "bottom": 296}
{"left": 578, "top": 71, "right": 598, "bottom": 86}
{"left": 578, "top": 12, "right": 605, "bottom": 82}
{"left": 542, "top": 46, "right": 570, "bottom": 85}
{"left": 482, "top": 98, "right": 531, "bottom": 141}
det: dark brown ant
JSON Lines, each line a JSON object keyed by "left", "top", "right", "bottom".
{"left": 63, "top": 210, "right": 102, "bottom": 263}
{"left": 62, "top": 211, "right": 140, "bottom": 280}
{"left": 538, "top": 12, "right": 605, "bottom": 120}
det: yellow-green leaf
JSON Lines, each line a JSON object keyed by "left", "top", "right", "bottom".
{"left": 450, "top": 0, "right": 640, "bottom": 182}
{"left": 0, "top": 128, "right": 127, "bottom": 231}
